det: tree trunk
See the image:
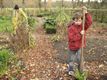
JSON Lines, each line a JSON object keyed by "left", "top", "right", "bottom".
{"left": 88, "top": 0, "right": 90, "bottom": 3}
{"left": 77, "top": 0, "right": 80, "bottom": 6}
{"left": 82, "top": 0, "right": 84, "bottom": 4}
{"left": 0, "top": 0, "right": 4, "bottom": 8}
{"left": 22, "top": 0, "right": 25, "bottom": 8}
{"left": 88, "top": 0, "right": 90, "bottom": 6}
{"left": 71, "top": 0, "right": 74, "bottom": 8}
{"left": 61, "top": 0, "right": 64, "bottom": 8}
{"left": 38, "top": 0, "right": 42, "bottom": 11}
{"left": 44, "top": 0, "right": 47, "bottom": 11}
{"left": 22, "top": 0, "right": 25, "bottom": 4}
{"left": 47, "top": 0, "right": 52, "bottom": 9}
{"left": 0, "top": 0, "right": 4, "bottom": 16}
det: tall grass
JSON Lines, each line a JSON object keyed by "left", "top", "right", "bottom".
{"left": 0, "top": 49, "right": 12, "bottom": 76}
{"left": 0, "top": 16, "right": 13, "bottom": 33}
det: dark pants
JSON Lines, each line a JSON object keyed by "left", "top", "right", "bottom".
{"left": 67, "top": 49, "right": 81, "bottom": 71}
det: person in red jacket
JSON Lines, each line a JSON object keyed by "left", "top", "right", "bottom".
{"left": 67, "top": 6, "right": 92, "bottom": 75}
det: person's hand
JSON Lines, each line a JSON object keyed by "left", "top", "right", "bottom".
{"left": 82, "top": 6, "right": 88, "bottom": 13}
{"left": 80, "top": 30, "right": 85, "bottom": 35}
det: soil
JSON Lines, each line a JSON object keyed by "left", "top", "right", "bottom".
{"left": 53, "top": 27, "right": 107, "bottom": 80}
{"left": 0, "top": 18, "right": 107, "bottom": 80}
{"left": 19, "top": 21, "right": 107, "bottom": 80}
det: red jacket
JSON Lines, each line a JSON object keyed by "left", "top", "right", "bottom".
{"left": 68, "top": 13, "right": 92, "bottom": 50}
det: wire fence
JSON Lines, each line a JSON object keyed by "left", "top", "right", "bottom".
{"left": 0, "top": 8, "right": 107, "bottom": 23}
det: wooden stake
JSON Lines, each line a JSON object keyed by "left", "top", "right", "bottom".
{"left": 80, "top": 8, "right": 85, "bottom": 73}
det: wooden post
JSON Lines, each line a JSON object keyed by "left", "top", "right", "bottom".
{"left": 80, "top": 8, "right": 85, "bottom": 72}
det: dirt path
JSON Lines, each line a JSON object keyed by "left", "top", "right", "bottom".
{"left": 23, "top": 27, "right": 55, "bottom": 80}
{"left": 18, "top": 18, "right": 63, "bottom": 80}
{"left": 18, "top": 18, "right": 107, "bottom": 80}
{"left": 19, "top": 18, "right": 78, "bottom": 80}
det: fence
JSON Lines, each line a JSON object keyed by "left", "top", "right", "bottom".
{"left": 0, "top": 8, "right": 107, "bottom": 23}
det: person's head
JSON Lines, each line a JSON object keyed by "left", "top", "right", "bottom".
{"left": 14, "top": 4, "right": 19, "bottom": 10}
{"left": 72, "top": 12, "right": 83, "bottom": 25}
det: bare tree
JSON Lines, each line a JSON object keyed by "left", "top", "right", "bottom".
{"left": 75, "top": 0, "right": 79, "bottom": 6}
{"left": 0, "top": 0, "right": 4, "bottom": 8}
{"left": 87, "top": 0, "right": 90, "bottom": 6}
{"left": 100, "top": 0, "right": 106, "bottom": 23}
{"left": 88, "top": 0, "right": 90, "bottom": 3}
{"left": 0, "top": 0, "right": 4, "bottom": 15}
{"left": 47, "top": 0, "right": 52, "bottom": 9}
{"left": 22, "top": 0, "right": 25, "bottom": 8}
{"left": 44, "top": 0, "right": 47, "bottom": 10}
{"left": 82, "top": 0, "right": 84, "bottom": 4}
{"left": 61, "top": 0, "right": 64, "bottom": 8}
{"left": 77, "top": 0, "right": 80, "bottom": 6}
{"left": 22, "top": 0, "right": 25, "bottom": 4}
{"left": 71, "top": 0, "right": 74, "bottom": 8}
{"left": 38, "top": 0, "right": 42, "bottom": 11}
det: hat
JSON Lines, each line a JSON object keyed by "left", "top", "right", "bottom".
{"left": 14, "top": 4, "right": 19, "bottom": 10}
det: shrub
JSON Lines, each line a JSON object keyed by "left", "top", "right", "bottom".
{"left": 28, "top": 17, "right": 36, "bottom": 28}
{"left": 0, "top": 49, "right": 12, "bottom": 76}
{"left": 44, "top": 18, "right": 56, "bottom": 34}
{"left": 75, "top": 69, "right": 88, "bottom": 80}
